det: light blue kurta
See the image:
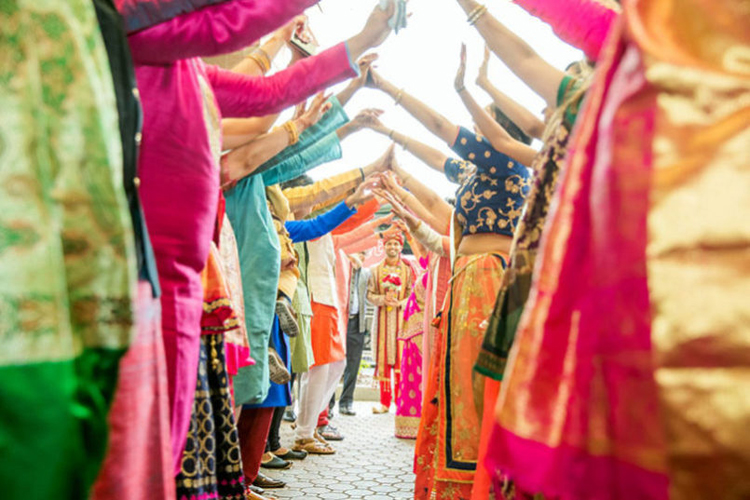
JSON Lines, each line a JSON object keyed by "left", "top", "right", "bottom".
{"left": 225, "top": 97, "right": 349, "bottom": 405}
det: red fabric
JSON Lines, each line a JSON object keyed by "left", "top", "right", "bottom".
{"left": 379, "top": 373, "right": 400, "bottom": 408}
{"left": 331, "top": 199, "right": 379, "bottom": 235}
{"left": 92, "top": 282, "right": 175, "bottom": 500}
{"left": 237, "top": 408, "right": 274, "bottom": 483}
{"left": 380, "top": 380, "right": 392, "bottom": 408}
{"left": 317, "top": 409, "right": 329, "bottom": 428}
{"left": 471, "top": 379, "right": 501, "bottom": 500}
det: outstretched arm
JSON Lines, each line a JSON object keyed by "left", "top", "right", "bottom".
{"left": 367, "top": 71, "right": 460, "bottom": 145}
{"left": 359, "top": 113, "right": 450, "bottom": 173}
{"left": 454, "top": 0, "right": 565, "bottom": 107}
{"left": 220, "top": 93, "right": 331, "bottom": 183}
{"left": 126, "top": 0, "right": 319, "bottom": 64}
{"left": 454, "top": 44, "right": 537, "bottom": 166}
{"left": 477, "top": 47, "right": 545, "bottom": 139}
{"left": 511, "top": 0, "right": 618, "bottom": 62}
{"left": 221, "top": 17, "right": 307, "bottom": 147}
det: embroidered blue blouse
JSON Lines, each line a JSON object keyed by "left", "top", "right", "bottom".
{"left": 444, "top": 126, "right": 531, "bottom": 237}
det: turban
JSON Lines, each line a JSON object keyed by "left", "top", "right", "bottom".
{"left": 382, "top": 227, "right": 404, "bottom": 245}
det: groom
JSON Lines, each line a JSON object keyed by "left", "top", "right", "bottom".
{"left": 367, "top": 228, "right": 414, "bottom": 414}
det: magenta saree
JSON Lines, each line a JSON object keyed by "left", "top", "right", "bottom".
{"left": 487, "top": 1, "right": 750, "bottom": 499}
{"left": 396, "top": 259, "right": 428, "bottom": 439}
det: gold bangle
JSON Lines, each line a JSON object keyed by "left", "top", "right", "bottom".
{"left": 255, "top": 46, "right": 272, "bottom": 63}
{"left": 245, "top": 53, "right": 270, "bottom": 73}
{"left": 468, "top": 4, "right": 488, "bottom": 25}
{"left": 282, "top": 120, "right": 299, "bottom": 145}
{"left": 394, "top": 88, "right": 404, "bottom": 106}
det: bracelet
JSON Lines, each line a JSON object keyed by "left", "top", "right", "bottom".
{"left": 467, "top": 4, "right": 488, "bottom": 25}
{"left": 281, "top": 120, "right": 299, "bottom": 145}
{"left": 255, "top": 47, "right": 272, "bottom": 64}
{"left": 388, "top": 129, "right": 395, "bottom": 140}
{"left": 456, "top": 86, "right": 466, "bottom": 93}
{"left": 359, "top": 167, "right": 365, "bottom": 181}
{"left": 394, "top": 88, "right": 404, "bottom": 106}
{"left": 245, "top": 53, "right": 270, "bottom": 73}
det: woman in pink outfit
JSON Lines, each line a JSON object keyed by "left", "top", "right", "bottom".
{"left": 116, "top": 0, "right": 397, "bottom": 475}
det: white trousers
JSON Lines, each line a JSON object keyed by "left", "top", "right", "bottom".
{"left": 295, "top": 359, "right": 346, "bottom": 440}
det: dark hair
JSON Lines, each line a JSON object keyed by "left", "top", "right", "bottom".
{"left": 281, "top": 174, "right": 314, "bottom": 190}
{"left": 489, "top": 105, "right": 532, "bottom": 145}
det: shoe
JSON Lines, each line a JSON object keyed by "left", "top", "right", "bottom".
{"left": 273, "top": 448, "right": 307, "bottom": 460}
{"left": 292, "top": 438, "right": 335, "bottom": 455}
{"left": 317, "top": 424, "right": 344, "bottom": 441}
{"left": 245, "top": 485, "right": 277, "bottom": 500}
{"left": 372, "top": 404, "right": 389, "bottom": 414}
{"left": 313, "top": 430, "right": 328, "bottom": 445}
{"left": 282, "top": 408, "right": 296, "bottom": 423}
{"left": 267, "top": 348, "right": 291, "bottom": 385}
{"left": 260, "top": 452, "right": 292, "bottom": 470}
{"left": 339, "top": 406, "right": 356, "bottom": 416}
{"left": 275, "top": 298, "right": 299, "bottom": 337}
{"left": 253, "top": 472, "right": 286, "bottom": 489}
{"left": 247, "top": 485, "right": 265, "bottom": 495}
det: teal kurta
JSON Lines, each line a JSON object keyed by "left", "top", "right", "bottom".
{"left": 225, "top": 97, "right": 348, "bottom": 405}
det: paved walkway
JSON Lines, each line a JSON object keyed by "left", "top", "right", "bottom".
{"left": 263, "top": 401, "right": 416, "bottom": 499}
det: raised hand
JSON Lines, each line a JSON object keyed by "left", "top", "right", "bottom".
{"left": 352, "top": 53, "right": 379, "bottom": 89}
{"left": 346, "top": 177, "right": 380, "bottom": 207}
{"left": 365, "top": 68, "right": 388, "bottom": 90}
{"left": 373, "top": 143, "right": 396, "bottom": 173}
{"left": 477, "top": 45, "right": 490, "bottom": 88}
{"left": 362, "top": 0, "right": 396, "bottom": 49}
{"left": 348, "top": 1, "right": 395, "bottom": 60}
{"left": 296, "top": 92, "right": 332, "bottom": 131}
{"left": 455, "top": 43, "right": 467, "bottom": 93}
{"left": 275, "top": 15, "right": 308, "bottom": 43}
{"left": 350, "top": 108, "right": 386, "bottom": 132}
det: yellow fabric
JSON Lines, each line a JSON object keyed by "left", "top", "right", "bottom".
{"left": 282, "top": 169, "right": 360, "bottom": 213}
{"left": 265, "top": 185, "right": 299, "bottom": 295}
{"left": 635, "top": 1, "right": 750, "bottom": 498}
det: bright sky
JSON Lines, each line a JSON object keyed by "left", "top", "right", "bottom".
{"left": 271, "top": 0, "right": 582, "bottom": 199}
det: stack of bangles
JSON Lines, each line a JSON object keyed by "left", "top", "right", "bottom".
{"left": 467, "top": 4, "right": 487, "bottom": 25}
{"left": 245, "top": 48, "right": 271, "bottom": 73}
{"left": 279, "top": 120, "right": 299, "bottom": 145}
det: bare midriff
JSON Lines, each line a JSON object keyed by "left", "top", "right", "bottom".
{"left": 457, "top": 232, "right": 513, "bottom": 257}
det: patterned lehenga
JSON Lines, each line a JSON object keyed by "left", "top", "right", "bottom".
{"left": 175, "top": 244, "right": 246, "bottom": 500}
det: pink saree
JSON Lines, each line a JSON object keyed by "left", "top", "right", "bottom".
{"left": 396, "top": 258, "right": 428, "bottom": 439}
{"left": 487, "top": 1, "right": 750, "bottom": 499}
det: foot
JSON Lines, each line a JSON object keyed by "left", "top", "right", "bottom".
{"left": 275, "top": 298, "right": 300, "bottom": 337}
{"left": 317, "top": 424, "right": 344, "bottom": 441}
{"left": 253, "top": 472, "right": 286, "bottom": 489}
{"left": 292, "top": 438, "right": 336, "bottom": 455}
{"left": 267, "top": 348, "right": 291, "bottom": 385}
{"left": 245, "top": 485, "right": 277, "bottom": 500}
{"left": 339, "top": 406, "right": 357, "bottom": 416}
{"left": 273, "top": 447, "right": 308, "bottom": 460}
{"left": 260, "top": 452, "right": 293, "bottom": 470}
{"left": 372, "top": 404, "right": 389, "bottom": 414}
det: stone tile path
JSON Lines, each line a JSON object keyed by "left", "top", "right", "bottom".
{"left": 263, "top": 401, "right": 416, "bottom": 499}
